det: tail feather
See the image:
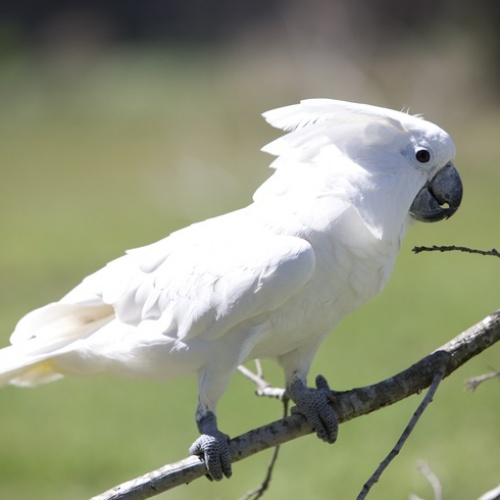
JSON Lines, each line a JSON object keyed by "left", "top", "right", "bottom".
{"left": 10, "top": 302, "right": 114, "bottom": 344}
{"left": 0, "top": 346, "right": 64, "bottom": 387}
{"left": 0, "top": 302, "right": 114, "bottom": 387}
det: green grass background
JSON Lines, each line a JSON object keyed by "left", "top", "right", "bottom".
{"left": 0, "top": 45, "right": 499, "bottom": 499}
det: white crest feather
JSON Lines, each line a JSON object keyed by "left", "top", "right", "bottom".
{"left": 262, "top": 98, "right": 419, "bottom": 132}
{"left": 261, "top": 99, "right": 424, "bottom": 168}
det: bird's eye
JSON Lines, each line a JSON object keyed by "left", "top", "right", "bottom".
{"left": 415, "top": 149, "right": 431, "bottom": 163}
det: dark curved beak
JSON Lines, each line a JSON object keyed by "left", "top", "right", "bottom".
{"left": 409, "top": 162, "right": 463, "bottom": 223}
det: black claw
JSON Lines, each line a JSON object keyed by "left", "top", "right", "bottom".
{"left": 315, "top": 374, "right": 330, "bottom": 391}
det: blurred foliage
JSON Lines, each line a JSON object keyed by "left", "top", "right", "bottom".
{"left": 0, "top": 3, "right": 500, "bottom": 499}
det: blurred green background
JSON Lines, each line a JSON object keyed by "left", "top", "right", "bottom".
{"left": 1, "top": 2, "right": 499, "bottom": 499}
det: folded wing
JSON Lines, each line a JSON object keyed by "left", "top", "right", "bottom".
{"left": 1, "top": 215, "right": 316, "bottom": 385}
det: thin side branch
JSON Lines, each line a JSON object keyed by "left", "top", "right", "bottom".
{"left": 356, "top": 366, "right": 446, "bottom": 500}
{"left": 412, "top": 245, "right": 500, "bottom": 258}
{"left": 238, "top": 362, "right": 286, "bottom": 400}
{"left": 416, "top": 461, "right": 443, "bottom": 500}
{"left": 478, "top": 484, "right": 500, "bottom": 500}
{"left": 466, "top": 369, "right": 500, "bottom": 391}
{"left": 239, "top": 398, "right": 289, "bottom": 500}
{"left": 92, "top": 310, "right": 500, "bottom": 500}
{"left": 408, "top": 461, "right": 443, "bottom": 500}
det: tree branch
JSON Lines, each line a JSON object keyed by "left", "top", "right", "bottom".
{"left": 415, "top": 461, "right": 443, "bottom": 500}
{"left": 92, "top": 310, "right": 500, "bottom": 500}
{"left": 466, "top": 369, "right": 500, "bottom": 391}
{"left": 356, "top": 366, "right": 446, "bottom": 500}
{"left": 239, "top": 396, "right": 289, "bottom": 500}
{"left": 412, "top": 245, "right": 500, "bottom": 258}
{"left": 478, "top": 484, "right": 500, "bottom": 500}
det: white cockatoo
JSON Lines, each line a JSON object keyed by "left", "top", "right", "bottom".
{"left": 0, "top": 99, "right": 462, "bottom": 480}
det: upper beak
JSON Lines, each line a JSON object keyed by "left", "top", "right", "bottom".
{"left": 409, "top": 162, "right": 463, "bottom": 223}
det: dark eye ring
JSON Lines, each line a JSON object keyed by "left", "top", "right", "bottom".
{"left": 416, "top": 149, "right": 431, "bottom": 163}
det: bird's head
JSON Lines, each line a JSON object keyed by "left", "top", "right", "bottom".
{"left": 260, "top": 99, "right": 463, "bottom": 238}
{"left": 402, "top": 125, "right": 462, "bottom": 223}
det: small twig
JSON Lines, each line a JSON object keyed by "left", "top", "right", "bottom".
{"left": 416, "top": 460, "right": 443, "bottom": 500}
{"left": 478, "top": 484, "right": 500, "bottom": 500}
{"left": 356, "top": 365, "right": 446, "bottom": 500}
{"left": 466, "top": 369, "right": 500, "bottom": 392}
{"left": 238, "top": 362, "right": 267, "bottom": 390}
{"left": 412, "top": 245, "right": 500, "bottom": 258}
{"left": 238, "top": 360, "right": 288, "bottom": 499}
{"left": 238, "top": 361, "right": 286, "bottom": 400}
{"left": 240, "top": 398, "right": 289, "bottom": 500}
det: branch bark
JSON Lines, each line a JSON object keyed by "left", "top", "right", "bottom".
{"left": 92, "top": 310, "right": 500, "bottom": 500}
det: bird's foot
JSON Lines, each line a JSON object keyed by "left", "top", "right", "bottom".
{"left": 287, "top": 374, "right": 338, "bottom": 444}
{"left": 189, "top": 411, "right": 232, "bottom": 480}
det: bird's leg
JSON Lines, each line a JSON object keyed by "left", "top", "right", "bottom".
{"left": 286, "top": 374, "right": 338, "bottom": 444}
{"left": 189, "top": 361, "right": 239, "bottom": 480}
{"left": 279, "top": 342, "right": 339, "bottom": 444}
{"left": 188, "top": 405, "right": 232, "bottom": 480}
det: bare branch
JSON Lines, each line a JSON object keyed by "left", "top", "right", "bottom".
{"left": 417, "top": 461, "right": 443, "bottom": 500}
{"left": 238, "top": 435, "right": 281, "bottom": 500}
{"left": 239, "top": 398, "right": 289, "bottom": 500}
{"left": 466, "top": 369, "right": 500, "bottom": 392}
{"left": 238, "top": 360, "right": 288, "bottom": 499}
{"left": 478, "top": 484, "right": 500, "bottom": 500}
{"left": 412, "top": 245, "right": 500, "bottom": 258}
{"left": 91, "top": 310, "right": 500, "bottom": 500}
{"left": 408, "top": 461, "right": 443, "bottom": 500}
{"left": 238, "top": 362, "right": 286, "bottom": 400}
{"left": 356, "top": 367, "right": 446, "bottom": 500}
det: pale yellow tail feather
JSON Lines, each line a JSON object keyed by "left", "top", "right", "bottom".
{"left": 0, "top": 302, "right": 115, "bottom": 387}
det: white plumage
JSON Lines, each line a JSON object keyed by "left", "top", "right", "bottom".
{"left": 0, "top": 99, "right": 462, "bottom": 479}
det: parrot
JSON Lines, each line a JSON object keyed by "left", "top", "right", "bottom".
{"left": 0, "top": 99, "right": 462, "bottom": 480}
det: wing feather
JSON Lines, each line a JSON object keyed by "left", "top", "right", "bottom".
{"left": 57, "top": 218, "right": 316, "bottom": 343}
